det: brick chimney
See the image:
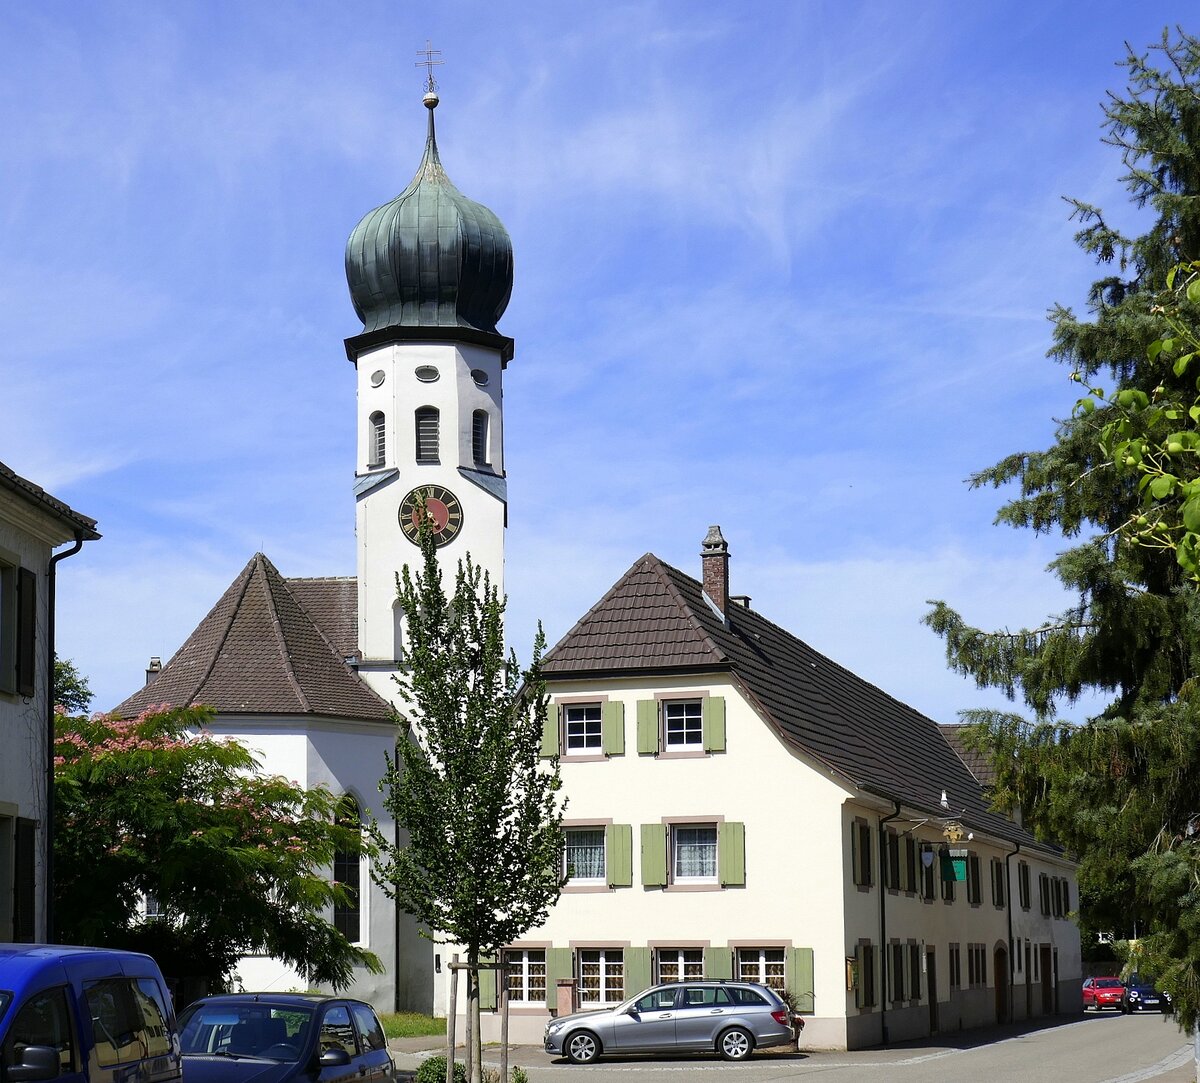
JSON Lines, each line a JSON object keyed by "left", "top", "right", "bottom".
{"left": 701, "top": 525, "right": 729, "bottom": 616}
{"left": 145, "top": 656, "right": 162, "bottom": 686}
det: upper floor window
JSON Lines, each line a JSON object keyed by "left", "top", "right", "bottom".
{"left": 415, "top": 407, "right": 439, "bottom": 463}
{"left": 472, "top": 410, "right": 489, "bottom": 468}
{"left": 564, "top": 827, "right": 605, "bottom": 884}
{"left": 851, "top": 819, "right": 873, "bottom": 887}
{"left": 671, "top": 824, "right": 717, "bottom": 883}
{"left": 1018, "top": 861, "right": 1031, "bottom": 910}
{"left": 368, "top": 411, "right": 386, "bottom": 467}
{"left": 564, "top": 703, "right": 602, "bottom": 754}
{"left": 664, "top": 700, "right": 702, "bottom": 747}
{"left": 333, "top": 795, "right": 362, "bottom": 943}
{"left": 966, "top": 853, "right": 982, "bottom": 905}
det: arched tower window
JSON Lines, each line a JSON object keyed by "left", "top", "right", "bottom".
{"left": 333, "top": 795, "right": 362, "bottom": 943}
{"left": 415, "top": 407, "right": 439, "bottom": 463}
{"left": 472, "top": 410, "right": 489, "bottom": 468}
{"left": 368, "top": 411, "right": 385, "bottom": 468}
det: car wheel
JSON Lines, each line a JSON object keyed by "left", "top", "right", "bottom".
{"left": 565, "top": 1031, "right": 600, "bottom": 1065}
{"left": 718, "top": 1027, "right": 754, "bottom": 1062}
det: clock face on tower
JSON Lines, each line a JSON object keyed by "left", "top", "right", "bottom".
{"left": 398, "top": 485, "right": 464, "bottom": 548}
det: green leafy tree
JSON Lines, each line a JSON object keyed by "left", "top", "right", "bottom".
{"left": 53, "top": 655, "right": 93, "bottom": 715}
{"left": 374, "top": 516, "right": 564, "bottom": 1083}
{"left": 54, "top": 704, "right": 380, "bottom": 1000}
{"left": 924, "top": 29, "right": 1200, "bottom": 1030}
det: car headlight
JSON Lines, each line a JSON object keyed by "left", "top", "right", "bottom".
{"left": 546, "top": 1022, "right": 564, "bottom": 1036}
{"left": 1129, "top": 990, "right": 1140, "bottom": 999}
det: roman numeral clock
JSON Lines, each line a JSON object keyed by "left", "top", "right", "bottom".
{"left": 399, "top": 485, "right": 464, "bottom": 548}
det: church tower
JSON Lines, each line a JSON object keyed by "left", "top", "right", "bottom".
{"left": 344, "top": 81, "right": 513, "bottom": 702}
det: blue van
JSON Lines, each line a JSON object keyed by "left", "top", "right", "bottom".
{"left": 0, "top": 945, "right": 181, "bottom": 1083}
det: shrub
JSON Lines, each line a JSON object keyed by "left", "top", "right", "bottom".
{"left": 415, "top": 1056, "right": 466, "bottom": 1083}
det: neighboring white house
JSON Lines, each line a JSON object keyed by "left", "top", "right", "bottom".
{"left": 0, "top": 460, "right": 98, "bottom": 943}
{"left": 472, "top": 527, "right": 1081, "bottom": 1051}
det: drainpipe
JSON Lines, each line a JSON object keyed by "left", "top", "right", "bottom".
{"left": 394, "top": 744, "right": 402, "bottom": 1013}
{"left": 1005, "top": 842, "right": 1020, "bottom": 1023}
{"left": 878, "top": 800, "right": 902, "bottom": 1046}
{"left": 45, "top": 529, "right": 86, "bottom": 943}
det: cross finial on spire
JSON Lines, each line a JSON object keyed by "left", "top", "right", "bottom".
{"left": 415, "top": 40, "right": 443, "bottom": 95}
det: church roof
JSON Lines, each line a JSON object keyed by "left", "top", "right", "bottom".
{"left": 344, "top": 92, "right": 513, "bottom": 345}
{"left": 542, "top": 553, "right": 1044, "bottom": 850}
{"left": 113, "top": 554, "right": 392, "bottom": 722}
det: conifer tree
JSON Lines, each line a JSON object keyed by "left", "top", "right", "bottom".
{"left": 374, "top": 514, "right": 564, "bottom": 1083}
{"left": 924, "top": 29, "right": 1200, "bottom": 1028}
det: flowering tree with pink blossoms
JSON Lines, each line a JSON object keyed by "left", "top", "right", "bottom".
{"left": 54, "top": 704, "right": 380, "bottom": 997}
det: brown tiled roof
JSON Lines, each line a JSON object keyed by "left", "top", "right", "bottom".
{"left": 114, "top": 555, "right": 392, "bottom": 722}
{"left": 542, "top": 553, "right": 1044, "bottom": 850}
{"left": 940, "top": 724, "right": 997, "bottom": 788}
{"left": 0, "top": 460, "right": 100, "bottom": 541}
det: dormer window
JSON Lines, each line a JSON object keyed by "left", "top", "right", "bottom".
{"left": 368, "top": 411, "right": 386, "bottom": 467}
{"left": 472, "top": 410, "right": 489, "bottom": 468}
{"left": 415, "top": 407, "right": 439, "bottom": 463}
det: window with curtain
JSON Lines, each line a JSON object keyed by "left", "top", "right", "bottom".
{"left": 564, "top": 828, "right": 605, "bottom": 882}
{"left": 671, "top": 824, "right": 717, "bottom": 881}
{"left": 415, "top": 407, "right": 439, "bottom": 463}
{"left": 577, "top": 948, "right": 623, "bottom": 1005}
{"left": 368, "top": 411, "right": 385, "bottom": 467}
{"left": 656, "top": 947, "right": 704, "bottom": 983}
{"left": 333, "top": 796, "right": 362, "bottom": 943}
{"left": 736, "top": 947, "right": 786, "bottom": 993}
{"left": 504, "top": 949, "right": 547, "bottom": 1003}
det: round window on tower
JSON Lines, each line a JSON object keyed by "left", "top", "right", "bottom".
{"left": 471, "top": 369, "right": 489, "bottom": 387}
{"left": 415, "top": 366, "right": 440, "bottom": 383}
{"left": 369, "top": 369, "right": 386, "bottom": 387}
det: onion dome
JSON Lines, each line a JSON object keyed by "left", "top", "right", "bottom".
{"left": 345, "top": 91, "right": 513, "bottom": 337}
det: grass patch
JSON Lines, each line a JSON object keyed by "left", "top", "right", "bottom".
{"left": 379, "top": 1012, "right": 447, "bottom": 1040}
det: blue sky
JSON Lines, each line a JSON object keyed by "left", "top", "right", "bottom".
{"left": 3, "top": 2, "right": 1193, "bottom": 719}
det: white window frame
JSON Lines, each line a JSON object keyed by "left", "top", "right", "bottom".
{"left": 655, "top": 947, "right": 704, "bottom": 984}
{"left": 577, "top": 948, "right": 624, "bottom": 1006}
{"left": 368, "top": 411, "right": 386, "bottom": 467}
{"left": 563, "top": 703, "right": 602, "bottom": 754}
{"left": 563, "top": 827, "right": 606, "bottom": 885}
{"left": 670, "top": 823, "right": 717, "bottom": 884}
{"left": 504, "top": 948, "right": 547, "bottom": 1004}
{"left": 663, "top": 700, "right": 702, "bottom": 748}
{"left": 736, "top": 947, "right": 786, "bottom": 993}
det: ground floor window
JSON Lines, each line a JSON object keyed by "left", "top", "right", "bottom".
{"left": 505, "top": 949, "right": 546, "bottom": 1004}
{"left": 578, "top": 949, "right": 624, "bottom": 1006}
{"left": 949, "top": 943, "right": 961, "bottom": 989}
{"left": 655, "top": 947, "right": 704, "bottom": 983}
{"left": 967, "top": 943, "right": 988, "bottom": 988}
{"left": 736, "top": 947, "right": 785, "bottom": 993}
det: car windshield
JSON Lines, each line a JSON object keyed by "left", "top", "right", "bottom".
{"left": 1096, "top": 979, "right": 1122, "bottom": 988}
{"left": 178, "top": 1003, "right": 314, "bottom": 1062}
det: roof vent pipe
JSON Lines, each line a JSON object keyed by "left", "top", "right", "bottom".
{"left": 701, "top": 525, "right": 730, "bottom": 616}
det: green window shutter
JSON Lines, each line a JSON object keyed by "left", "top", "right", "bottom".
{"left": 640, "top": 823, "right": 667, "bottom": 887}
{"left": 702, "top": 695, "right": 726, "bottom": 752}
{"left": 718, "top": 821, "right": 745, "bottom": 886}
{"left": 854, "top": 944, "right": 864, "bottom": 1009}
{"left": 606, "top": 823, "right": 632, "bottom": 887}
{"left": 636, "top": 700, "right": 658, "bottom": 754}
{"left": 602, "top": 701, "right": 625, "bottom": 756}
{"left": 704, "top": 946, "right": 732, "bottom": 980}
{"left": 479, "top": 962, "right": 497, "bottom": 1011}
{"left": 546, "top": 947, "right": 573, "bottom": 1010}
{"left": 850, "top": 823, "right": 859, "bottom": 885}
{"left": 541, "top": 705, "right": 560, "bottom": 758}
{"left": 625, "top": 947, "right": 651, "bottom": 996}
{"left": 15, "top": 567, "right": 36, "bottom": 698}
{"left": 790, "top": 947, "right": 814, "bottom": 1013}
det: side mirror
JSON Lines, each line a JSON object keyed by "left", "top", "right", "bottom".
{"left": 7, "top": 1046, "right": 61, "bottom": 1082}
{"left": 318, "top": 1048, "right": 352, "bottom": 1068}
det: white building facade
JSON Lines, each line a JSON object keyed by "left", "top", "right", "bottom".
{"left": 0, "top": 461, "right": 97, "bottom": 944}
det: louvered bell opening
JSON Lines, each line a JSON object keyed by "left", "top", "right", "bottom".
{"left": 415, "top": 407, "right": 440, "bottom": 463}
{"left": 368, "top": 411, "right": 386, "bottom": 467}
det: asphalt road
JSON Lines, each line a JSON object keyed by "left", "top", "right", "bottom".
{"left": 393, "top": 1013, "right": 1195, "bottom": 1083}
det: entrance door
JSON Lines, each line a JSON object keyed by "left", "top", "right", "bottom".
{"left": 1040, "top": 945, "right": 1053, "bottom": 1015}
{"left": 926, "top": 948, "right": 938, "bottom": 1035}
{"left": 994, "top": 947, "right": 1009, "bottom": 1023}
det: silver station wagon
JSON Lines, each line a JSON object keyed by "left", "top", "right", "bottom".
{"left": 544, "top": 980, "right": 795, "bottom": 1064}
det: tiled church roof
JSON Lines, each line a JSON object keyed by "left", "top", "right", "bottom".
{"left": 114, "top": 554, "right": 392, "bottom": 722}
{"left": 543, "top": 553, "right": 1043, "bottom": 850}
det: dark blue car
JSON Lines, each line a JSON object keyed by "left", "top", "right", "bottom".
{"left": 178, "top": 994, "right": 394, "bottom": 1083}
{"left": 1122, "top": 974, "right": 1172, "bottom": 1014}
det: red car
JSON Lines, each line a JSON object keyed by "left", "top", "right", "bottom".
{"left": 1083, "top": 976, "right": 1125, "bottom": 1011}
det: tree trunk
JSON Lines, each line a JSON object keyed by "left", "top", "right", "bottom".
{"left": 468, "top": 951, "right": 483, "bottom": 1083}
